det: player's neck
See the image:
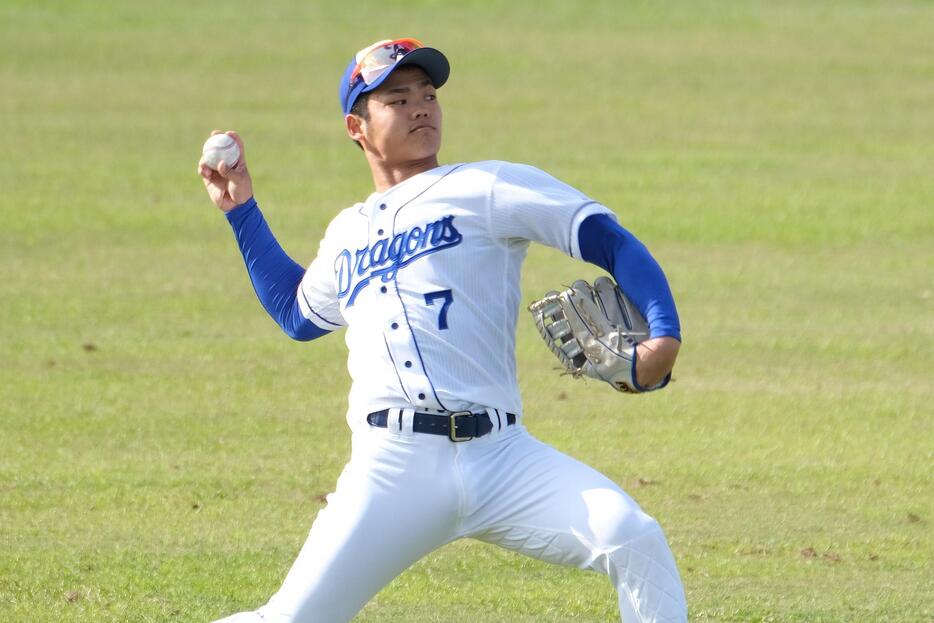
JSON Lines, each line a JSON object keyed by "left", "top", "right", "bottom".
{"left": 367, "top": 155, "right": 440, "bottom": 192}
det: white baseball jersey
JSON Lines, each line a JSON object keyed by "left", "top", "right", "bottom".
{"left": 295, "top": 160, "right": 615, "bottom": 425}
{"left": 214, "top": 160, "right": 690, "bottom": 623}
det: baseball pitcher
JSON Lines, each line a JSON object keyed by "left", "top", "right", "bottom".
{"left": 199, "top": 38, "right": 687, "bottom": 623}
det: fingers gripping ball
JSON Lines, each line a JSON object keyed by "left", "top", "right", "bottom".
{"left": 202, "top": 134, "right": 241, "bottom": 171}
{"left": 528, "top": 277, "right": 661, "bottom": 393}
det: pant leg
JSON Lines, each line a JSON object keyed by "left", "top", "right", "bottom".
{"left": 212, "top": 430, "right": 461, "bottom": 623}
{"left": 461, "top": 428, "right": 687, "bottom": 623}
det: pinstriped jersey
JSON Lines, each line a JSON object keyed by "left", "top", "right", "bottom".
{"left": 296, "top": 160, "right": 615, "bottom": 426}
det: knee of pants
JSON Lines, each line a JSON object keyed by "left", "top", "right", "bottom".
{"left": 579, "top": 487, "right": 660, "bottom": 553}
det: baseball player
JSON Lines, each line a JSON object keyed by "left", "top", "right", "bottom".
{"left": 199, "top": 38, "right": 687, "bottom": 623}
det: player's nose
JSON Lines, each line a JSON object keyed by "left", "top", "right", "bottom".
{"left": 411, "top": 107, "right": 430, "bottom": 119}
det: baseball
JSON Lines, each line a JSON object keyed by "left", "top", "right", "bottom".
{"left": 201, "top": 133, "right": 241, "bottom": 170}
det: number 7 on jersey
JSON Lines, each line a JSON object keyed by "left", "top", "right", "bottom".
{"left": 424, "top": 289, "right": 453, "bottom": 330}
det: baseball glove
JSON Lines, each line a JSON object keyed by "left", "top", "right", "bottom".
{"left": 528, "top": 276, "right": 665, "bottom": 393}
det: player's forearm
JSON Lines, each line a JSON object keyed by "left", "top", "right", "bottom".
{"left": 577, "top": 214, "right": 681, "bottom": 342}
{"left": 225, "top": 198, "right": 330, "bottom": 341}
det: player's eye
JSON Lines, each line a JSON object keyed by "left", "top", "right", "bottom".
{"left": 426, "top": 93, "right": 437, "bottom": 101}
{"left": 392, "top": 99, "right": 406, "bottom": 105}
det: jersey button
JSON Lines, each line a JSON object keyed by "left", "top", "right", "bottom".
{"left": 391, "top": 322, "right": 399, "bottom": 330}
{"left": 404, "top": 361, "right": 412, "bottom": 368}
{"left": 377, "top": 228, "right": 384, "bottom": 235}
{"left": 379, "top": 203, "right": 387, "bottom": 210}
{"left": 418, "top": 393, "right": 426, "bottom": 400}
{"left": 380, "top": 286, "right": 387, "bottom": 293}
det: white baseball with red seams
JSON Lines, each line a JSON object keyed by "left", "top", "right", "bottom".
{"left": 201, "top": 133, "right": 241, "bottom": 170}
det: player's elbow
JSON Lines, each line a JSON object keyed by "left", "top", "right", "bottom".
{"left": 277, "top": 302, "right": 331, "bottom": 341}
{"left": 284, "top": 323, "right": 330, "bottom": 342}
{"left": 285, "top": 329, "right": 313, "bottom": 341}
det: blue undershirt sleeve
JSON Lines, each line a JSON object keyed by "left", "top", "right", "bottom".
{"left": 224, "top": 197, "right": 330, "bottom": 341}
{"left": 577, "top": 213, "right": 682, "bottom": 342}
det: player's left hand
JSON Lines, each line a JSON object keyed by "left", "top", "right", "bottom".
{"left": 528, "top": 277, "right": 677, "bottom": 393}
{"left": 198, "top": 130, "right": 253, "bottom": 212}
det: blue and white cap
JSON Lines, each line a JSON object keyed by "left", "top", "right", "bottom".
{"left": 339, "top": 38, "right": 450, "bottom": 115}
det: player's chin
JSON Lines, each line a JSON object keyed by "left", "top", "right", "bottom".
{"left": 411, "top": 128, "right": 441, "bottom": 152}
{"left": 408, "top": 130, "right": 442, "bottom": 158}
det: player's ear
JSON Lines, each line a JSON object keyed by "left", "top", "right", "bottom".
{"left": 345, "top": 113, "right": 366, "bottom": 143}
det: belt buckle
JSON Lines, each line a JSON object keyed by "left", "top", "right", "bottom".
{"left": 449, "top": 411, "right": 474, "bottom": 442}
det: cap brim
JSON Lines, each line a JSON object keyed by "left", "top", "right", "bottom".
{"left": 360, "top": 47, "right": 450, "bottom": 95}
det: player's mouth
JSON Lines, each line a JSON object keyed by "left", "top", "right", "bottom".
{"left": 409, "top": 124, "right": 436, "bottom": 134}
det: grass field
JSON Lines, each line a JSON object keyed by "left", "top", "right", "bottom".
{"left": 2, "top": 1, "right": 932, "bottom": 621}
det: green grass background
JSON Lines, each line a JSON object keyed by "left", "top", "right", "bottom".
{"left": 1, "top": 1, "right": 932, "bottom": 621}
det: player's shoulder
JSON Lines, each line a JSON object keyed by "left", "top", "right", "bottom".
{"left": 465, "top": 160, "right": 579, "bottom": 195}
{"left": 321, "top": 202, "right": 366, "bottom": 238}
{"left": 455, "top": 160, "right": 548, "bottom": 178}
{"left": 448, "top": 160, "right": 558, "bottom": 191}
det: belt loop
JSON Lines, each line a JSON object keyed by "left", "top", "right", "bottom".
{"left": 388, "top": 408, "right": 401, "bottom": 433}
{"left": 486, "top": 407, "right": 502, "bottom": 432}
{"left": 399, "top": 408, "right": 415, "bottom": 437}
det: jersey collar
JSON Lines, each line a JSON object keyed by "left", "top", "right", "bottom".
{"left": 361, "top": 164, "right": 460, "bottom": 216}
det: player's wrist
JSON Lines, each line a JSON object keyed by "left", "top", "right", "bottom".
{"left": 634, "top": 338, "right": 679, "bottom": 388}
{"left": 224, "top": 196, "right": 258, "bottom": 220}
{"left": 227, "top": 178, "right": 255, "bottom": 209}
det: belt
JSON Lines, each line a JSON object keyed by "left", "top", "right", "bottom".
{"left": 367, "top": 408, "right": 517, "bottom": 442}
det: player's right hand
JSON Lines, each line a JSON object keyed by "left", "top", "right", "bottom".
{"left": 198, "top": 130, "right": 254, "bottom": 212}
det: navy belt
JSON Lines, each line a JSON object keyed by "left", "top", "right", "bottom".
{"left": 367, "top": 409, "right": 516, "bottom": 442}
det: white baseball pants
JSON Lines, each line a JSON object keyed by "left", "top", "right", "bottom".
{"left": 213, "top": 418, "right": 687, "bottom": 623}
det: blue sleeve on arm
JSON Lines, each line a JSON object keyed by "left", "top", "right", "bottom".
{"left": 577, "top": 213, "right": 681, "bottom": 342}
{"left": 225, "top": 197, "right": 330, "bottom": 341}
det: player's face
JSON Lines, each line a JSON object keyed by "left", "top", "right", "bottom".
{"left": 357, "top": 67, "right": 442, "bottom": 165}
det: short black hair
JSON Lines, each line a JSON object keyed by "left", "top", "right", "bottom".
{"left": 348, "top": 92, "right": 370, "bottom": 150}
{"left": 349, "top": 92, "right": 370, "bottom": 119}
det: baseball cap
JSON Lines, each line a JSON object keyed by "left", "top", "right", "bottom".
{"left": 339, "top": 38, "right": 450, "bottom": 115}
